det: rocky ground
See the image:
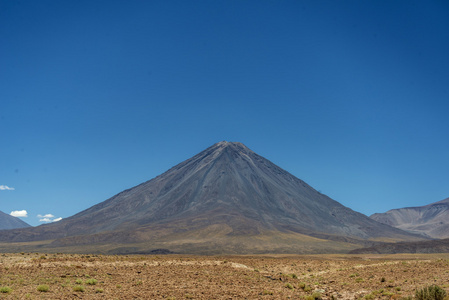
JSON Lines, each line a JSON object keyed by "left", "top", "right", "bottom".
{"left": 0, "top": 252, "right": 449, "bottom": 299}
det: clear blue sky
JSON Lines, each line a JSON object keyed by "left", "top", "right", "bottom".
{"left": 1, "top": 0, "right": 448, "bottom": 226}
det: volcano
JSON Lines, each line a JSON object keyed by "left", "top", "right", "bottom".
{"left": 0, "top": 142, "right": 423, "bottom": 254}
{"left": 0, "top": 210, "right": 30, "bottom": 230}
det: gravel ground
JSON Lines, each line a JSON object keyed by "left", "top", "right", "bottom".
{"left": 1, "top": 253, "right": 449, "bottom": 299}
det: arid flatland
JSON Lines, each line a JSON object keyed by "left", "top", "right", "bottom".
{"left": 1, "top": 253, "right": 449, "bottom": 299}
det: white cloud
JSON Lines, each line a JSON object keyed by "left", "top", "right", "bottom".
{"left": 10, "top": 210, "right": 28, "bottom": 217}
{"left": 37, "top": 214, "right": 54, "bottom": 218}
{"left": 0, "top": 185, "right": 15, "bottom": 191}
{"left": 38, "top": 214, "right": 62, "bottom": 223}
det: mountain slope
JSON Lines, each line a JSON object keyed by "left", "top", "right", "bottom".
{"left": 0, "top": 142, "right": 424, "bottom": 254}
{"left": 0, "top": 210, "right": 31, "bottom": 230}
{"left": 350, "top": 238, "right": 449, "bottom": 254}
{"left": 370, "top": 197, "right": 449, "bottom": 239}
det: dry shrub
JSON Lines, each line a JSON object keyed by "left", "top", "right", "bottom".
{"left": 415, "top": 285, "right": 446, "bottom": 300}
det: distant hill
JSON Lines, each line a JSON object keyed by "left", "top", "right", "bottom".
{"left": 0, "top": 142, "right": 424, "bottom": 254}
{"left": 0, "top": 210, "right": 31, "bottom": 230}
{"left": 350, "top": 238, "right": 449, "bottom": 254}
{"left": 370, "top": 198, "right": 449, "bottom": 239}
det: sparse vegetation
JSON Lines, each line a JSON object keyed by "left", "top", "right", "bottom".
{"left": 0, "top": 253, "right": 449, "bottom": 298}
{"left": 365, "top": 293, "right": 375, "bottom": 299}
{"left": 85, "top": 278, "right": 98, "bottom": 285}
{"left": 285, "top": 283, "right": 294, "bottom": 289}
{"left": 304, "top": 285, "right": 312, "bottom": 292}
{"left": 415, "top": 285, "right": 447, "bottom": 300}
{"left": 37, "top": 284, "right": 49, "bottom": 292}
{"left": 0, "top": 286, "right": 12, "bottom": 293}
{"left": 73, "top": 285, "right": 85, "bottom": 292}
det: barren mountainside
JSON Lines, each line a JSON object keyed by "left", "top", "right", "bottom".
{"left": 370, "top": 197, "right": 449, "bottom": 239}
{"left": 350, "top": 238, "right": 449, "bottom": 254}
{"left": 0, "top": 210, "right": 30, "bottom": 230}
{"left": 0, "top": 142, "right": 424, "bottom": 254}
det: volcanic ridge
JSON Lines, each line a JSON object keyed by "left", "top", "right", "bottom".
{"left": 371, "top": 197, "right": 449, "bottom": 239}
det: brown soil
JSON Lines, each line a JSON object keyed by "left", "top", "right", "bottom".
{"left": 1, "top": 253, "right": 449, "bottom": 299}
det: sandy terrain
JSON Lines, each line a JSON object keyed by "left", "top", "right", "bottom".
{"left": 1, "top": 252, "right": 449, "bottom": 299}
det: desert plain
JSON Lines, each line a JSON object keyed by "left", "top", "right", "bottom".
{"left": 0, "top": 252, "right": 449, "bottom": 299}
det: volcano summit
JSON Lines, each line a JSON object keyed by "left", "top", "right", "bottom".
{"left": 0, "top": 142, "right": 423, "bottom": 254}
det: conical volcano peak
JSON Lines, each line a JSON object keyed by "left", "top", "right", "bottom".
{"left": 159, "top": 141, "right": 255, "bottom": 181}
{"left": 211, "top": 141, "right": 254, "bottom": 156}
{"left": 214, "top": 141, "right": 248, "bottom": 149}
{"left": 215, "top": 140, "right": 230, "bottom": 146}
{"left": 198, "top": 141, "right": 261, "bottom": 170}
{"left": 0, "top": 141, "right": 423, "bottom": 254}
{"left": 183, "top": 141, "right": 254, "bottom": 174}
